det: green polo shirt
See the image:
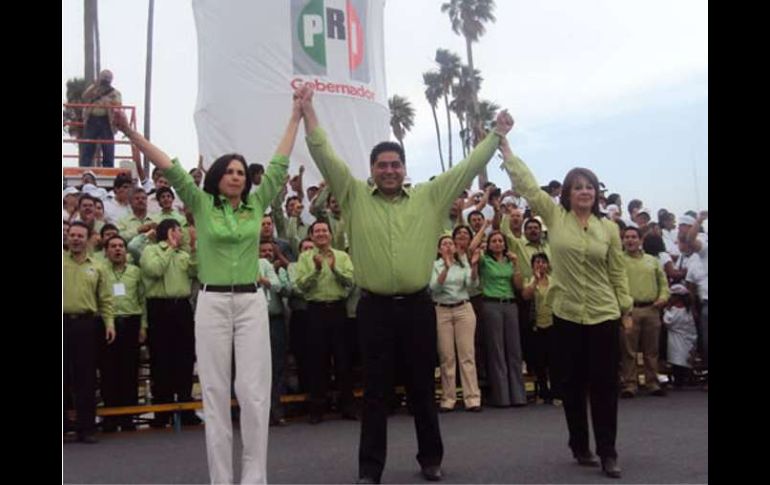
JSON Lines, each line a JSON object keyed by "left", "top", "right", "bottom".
{"left": 164, "top": 155, "right": 289, "bottom": 285}
{"left": 294, "top": 247, "right": 354, "bottom": 302}
{"left": 287, "top": 261, "right": 308, "bottom": 311}
{"left": 502, "top": 153, "right": 632, "bottom": 324}
{"left": 63, "top": 251, "right": 115, "bottom": 329}
{"left": 306, "top": 127, "right": 500, "bottom": 295}
{"left": 623, "top": 251, "right": 670, "bottom": 304}
{"left": 140, "top": 242, "right": 196, "bottom": 298}
{"left": 105, "top": 263, "right": 148, "bottom": 329}
{"left": 479, "top": 253, "right": 517, "bottom": 299}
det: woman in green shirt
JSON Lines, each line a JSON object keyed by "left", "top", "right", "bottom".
{"left": 113, "top": 90, "right": 305, "bottom": 485}
{"left": 500, "top": 136, "right": 631, "bottom": 478}
{"left": 476, "top": 230, "right": 526, "bottom": 407}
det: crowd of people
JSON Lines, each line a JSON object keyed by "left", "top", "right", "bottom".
{"left": 63, "top": 86, "right": 708, "bottom": 483}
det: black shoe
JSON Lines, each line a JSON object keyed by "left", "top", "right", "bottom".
{"left": 101, "top": 422, "right": 118, "bottom": 433}
{"left": 341, "top": 411, "right": 359, "bottom": 421}
{"left": 421, "top": 465, "right": 443, "bottom": 481}
{"left": 181, "top": 414, "right": 203, "bottom": 426}
{"left": 121, "top": 423, "right": 137, "bottom": 432}
{"left": 270, "top": 416, "right": 287, "bottom": 427}
{"left": 573, "top": 451, "right": 599, "bottom": 467}
{"left": 601, "top": 457, "right": 622, "bottom": 478}
{"left": 438, "top": 407, "right": 454, "bottom": 413}
{"left": 650, "top": 387, "right": 667, "bottom": 397}
{"left": 620, "top": 389, "right": 636, "bottom": 399}
{"left": 309, "top": 414, "right": 323, "bottom": 425}
{"left": 78, "top": 433, "right": 99, "bottom": 444}
{"left": 150, "top": 419, "right": 168, "bottom": 429}
{"left": 465, "top": 406, "right": 482, "bottom": 413}
{"left": 356, "top": 477, "right": 378, "bottom": 484}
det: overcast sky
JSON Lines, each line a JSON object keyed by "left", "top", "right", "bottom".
{"left": 62, "top": 0, "right": 708, "bottom": 218}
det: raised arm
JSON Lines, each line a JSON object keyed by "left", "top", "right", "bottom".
{"left": 114, "top": 109, "right": 173, "bottom": 170}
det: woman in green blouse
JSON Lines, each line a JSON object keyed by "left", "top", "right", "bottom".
{"left": 500, "top": 136, "right": 631, "bottom": 478}
{"left": 473, "top": 230, "right": 526, "bottom": 407}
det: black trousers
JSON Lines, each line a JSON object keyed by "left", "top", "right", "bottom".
{"left": 357, "top": 289, "right": 443, "bottom": 481}
{"left": 552, "top": 316, "right": 620, "bottom": 459}
{"left": 146, "top": 298, "right": 195, "bottom": 419}
{"left": 531, "top": 325, "right": 557, "bottom": 400}
{"left": 469, "top": 294, "right": 487, "bottom": 382}
{"left": 63, "top": 314, "right": 100, "bottom": 435}
{"left": 289, "top": 308, "right": 311, "bottom": 393}
{"left": 517, "top": 299, "right": 534, "bottom": 373}
{"left": 100, "top": 315, "right": 141, "bottom": 425}
{"left": 307, "top": 301, "right": 355, "bottom": 416}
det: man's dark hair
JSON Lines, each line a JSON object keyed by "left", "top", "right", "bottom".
{"left": 482, "top": 181, "right": 496, "bottom": 190}
{"left": 113, "top": 174, "right": 133, "bottom": 190}
{"left": 524, "top": 218, "right": 542, "bottom": 231}
{"left": 370, "top": 141, "right": 405, "bottom": 166}
{"left": 643, "top": 234, "right": 666, "bottom": 256}
{"left": 78, "top": 194, "right": 98, "bottom": 208}
{"left": 156, "top": 219, "right": 181, "bottom": 242}
{"left": 627, "top": 199, "right": 643, "bottom": 214}
{"left": 69, "top": 221, "right": 92, "bottom": 236}
{"left": 100, "top": 223, "right": 119, "bottom": 238}
{"left": 104, "top": 235, "right": 127, "bottom": 249}
{"left": 285, "top": 195, "right": 301, "bottom": 206}
{"left": 468, "top": 210, "right": 485, "bottom": 221}
{"left": 247, "top": 163, "right": 265, "bottom": 180}
{"left": 607, "top": 193, "right": 621, "bottom": 206}
{"left": 548, "top": 180, "right": 562, "bottom": 190}
{"left": 203, "top": 154, "right": 252, "bottom": 208}
{"left": 309, "top": 219, "right": 332, "bottom": 236}
{"left": 155, "top": 186, "right": 175, "bottom": 201}
{"left": 623, "top": 226, "right": 642, "bottom": 238}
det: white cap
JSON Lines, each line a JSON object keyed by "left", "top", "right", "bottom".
{"left": 670, "top": 284, "right": 689, "bottom": 296}
{"left": 502, "top": 196, "right": 517, "bottom": 206}
{"left": 62, "top": 187, "right": 80, "bottom": 199}
{"left": 679, "top": 215, "right": 696, "bottom": 226}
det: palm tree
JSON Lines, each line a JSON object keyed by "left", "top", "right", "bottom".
{"left": 388, "top": 95, "right": 415, "bottom": 153}
{"left": 143, "top": 0, "right": 156, "bottom": 175}
{"left": 452, "top": 65, "right": 483, "bottom": 158}
{"left": 478, "top": 100, "right": 500, "bottom": 131}
{"left": 84, "top": 0, "right": 99, "bottom": 81}
{"left": 435, "top": 49, "right": 461, "bottom": 168}
{"left": 423, "top": 71, "right": 446, "bottom": 173}
{"left": 441, "top": 0, "right": 496, "bottom": 183}
{"left": 64, "top": 77, "right": 88, "bottom": 160}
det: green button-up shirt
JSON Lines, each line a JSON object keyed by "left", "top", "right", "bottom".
{"left": 63, "top": 251, "right": 115, "bottom": 329}
{"left": 140, "top": 242, "right": 196, "bottom": 298}
{"left": 526, "top": 277, "right": 554, "bottom": 329}
{"left": 310, "top": 186, "right": 348, "bottom": 251}
{"left": 164, "top": 156, "right": 289, "bottom": 285}
{"left": 294, "top": 247, "right": 354, "bottom": 302}
{"left": 511, "top": 238, "right": 551, "bottom": 281}
{"left": 502, "top": 153, "right": 632, "bottom": 324}
{"left": 105, "top": 263, "right": 148, "bottom": 329}
{"left": 306, "top": 127, "right": 500, "bottom": 295}
{"left": 287, "top": 261, "right": 308, "bottom": 311}
{"left": 479, "top": 253, "right": 517, "bottom": 299}
{"left": 623, "top": 252, "right": 670, "bottom": 304}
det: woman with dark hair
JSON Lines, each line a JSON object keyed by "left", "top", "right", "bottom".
{"left": 430, "top": 234, "right": 482, "bottom": 412}
{"left": 500, "top": 136, "right": 632, "bottom": 478}
{"left": 114, "top": 88, "right": 306, "bottom": 484}
{"left": 472, "top": 229, "right": 526, "bottom": 408}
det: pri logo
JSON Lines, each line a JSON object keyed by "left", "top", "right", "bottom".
{"left": 291, "top": 0, "right": 370, "bottom": 83}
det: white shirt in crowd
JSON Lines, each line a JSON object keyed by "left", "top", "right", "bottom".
{"left": 103, "top": 195, "right": 133, "bottom": 225}
{"left": 662, "top": 228, "right": 680, "bottom": 257}
{"left": 462, "top": 205, "right": 495, "bottom": 235}
{"left": 685, "top": 255, "right": 708, "bottom": 301}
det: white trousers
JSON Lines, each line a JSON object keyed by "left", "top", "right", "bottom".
{"left": 196, "top": 290, "right": 272, "bottom": 484}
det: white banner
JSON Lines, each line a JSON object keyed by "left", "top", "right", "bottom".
{"left": 192, "top": 0, "right": 389, "bottom": 187}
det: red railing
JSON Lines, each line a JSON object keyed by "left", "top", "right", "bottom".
{"left": 62, "top": 103, "right": 137, "bottom": 164}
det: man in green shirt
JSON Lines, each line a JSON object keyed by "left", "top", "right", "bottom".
{"left": 63, "top": 221, "right": 115, "bottom": 443}
{"left": 118, "top": 188, "right": 157, "bottom": 243}
{"left": 295, "top": 220, "right": 356, "bottom": 424}
{"left": 298, "top": 89, "right": 514, "bottom": 484}
{"left": 620, "top": 227, "right": 670, "bottom": 398}
{"left": 100, "top": 235, "right": 147, "bottom": 432}
{"left": 140, "top": 218, "right": 198, "bottom": 427}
